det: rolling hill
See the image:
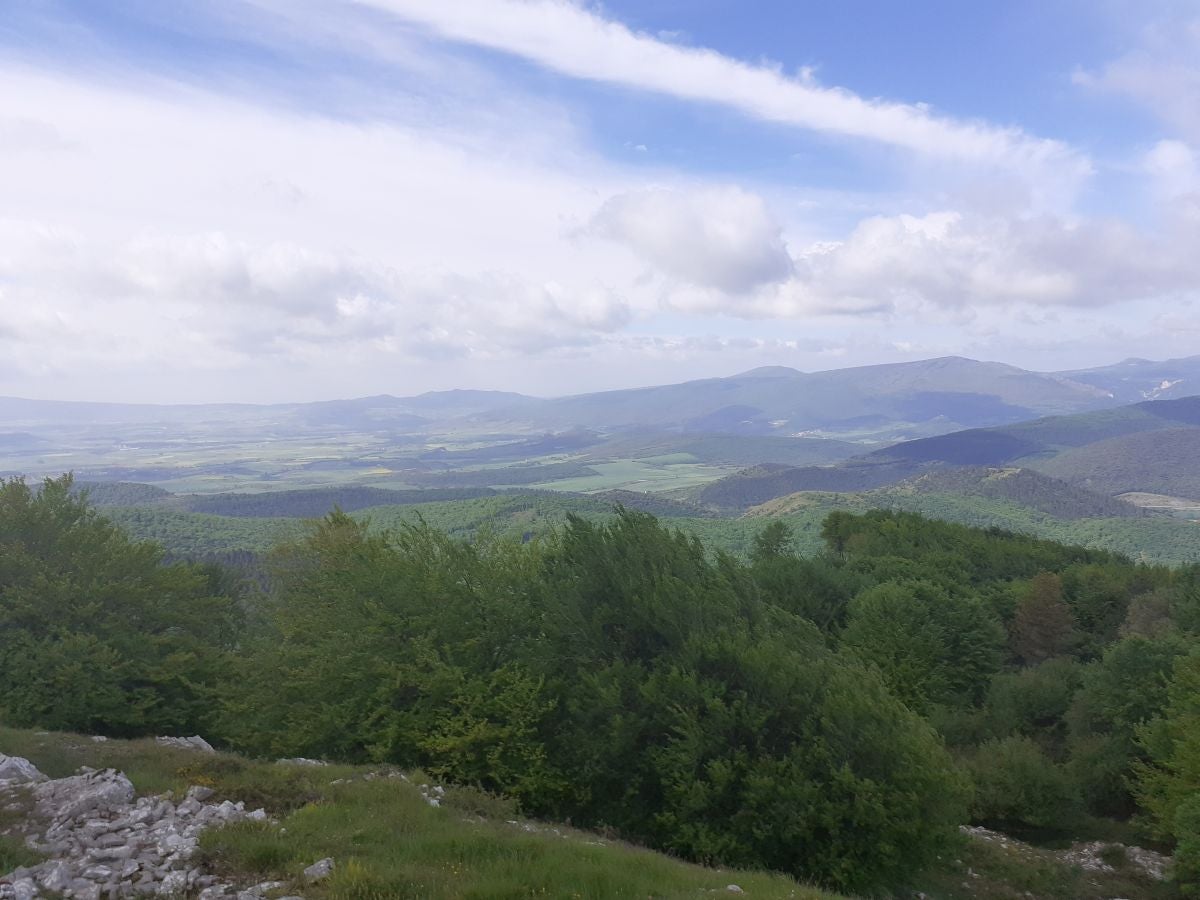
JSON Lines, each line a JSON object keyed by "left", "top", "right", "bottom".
{"left": 694, "top": 396, "right": 1200, "bottom": 510}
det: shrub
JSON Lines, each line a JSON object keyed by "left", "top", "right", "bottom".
{"left": 966, "top": 736, "right": 1081, "bottom": 830}
{"left": 983, "top": 658, "right": 1082, "bottom": 747}
{"left": 842, "top": 580, "right": 1003, "bottom": 712}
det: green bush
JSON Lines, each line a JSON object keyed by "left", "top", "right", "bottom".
{"left": 1067, "top": 635, "right": 1186, "bottom": 816}
{"left": 1173, "top": 795, "right": 1200, "bottom": 896}
{"left": 983, "top": 658, "right": 1082, "bottom": 747}
{"left": 1136, "top": 648, "right": 1200, "bottom": 894}
{"left": 966, "top": 736, "right": 1081, "bottom": 830}
{"left": 842, "top": 580, "right": 1003, "bottom": 712}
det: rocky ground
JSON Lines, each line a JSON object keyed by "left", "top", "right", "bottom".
{"left": 0, "top": 748, "right": 323, "bottom": 899}
{"left": 961, "top": 824, "right": 1171, "bottom": 883}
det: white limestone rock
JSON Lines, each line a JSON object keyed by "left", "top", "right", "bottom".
{"left": 0, "top": 755, "right": 45, "bottom": 786}
{"left": 155, "top": 735, "right": 215, "bottom": 754}
{"left": 302, "top": 858, "right": 334, "bottom": 882}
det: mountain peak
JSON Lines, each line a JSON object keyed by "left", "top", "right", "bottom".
{"left": 734, "top": 365, "right": 804, "bottom": 378}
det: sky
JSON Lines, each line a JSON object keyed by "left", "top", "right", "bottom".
{"left": 1, "top": 0, "right": 1199, "bottom": 403}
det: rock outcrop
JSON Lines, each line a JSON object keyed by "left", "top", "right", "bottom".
{"left": 0, "top": 754, "right": 272, "bottom": 899}
{"left": 0, "top": 756, "right": 46, "bottom": 787}
{"left": 153, "top": 736, "right": 215, "bottom": 754}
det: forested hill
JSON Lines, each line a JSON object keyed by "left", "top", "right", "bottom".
{"left": 885, "top": 467, "right": 1146, "bottom": 519}
{"left": 870, "top": 395, "right": 1200, "bottom": 500}
{"left": 696, "top": 395, "right": 1200, "bottom": 510}
{"left": 4, "top": 474, "right": 1200, "bottom": 896}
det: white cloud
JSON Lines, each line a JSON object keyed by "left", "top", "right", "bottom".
{"left": 1074, "top": 16, "right": 1200, "bottom": 141}
{"left": 0, "top": 66, "right": 649, "bottom": 391}
{"left": 0, "top": 221, "right": 632, "bottom": 367}
{"left": 1144, "top": 139, "right": 1199, "bottom": 197}
{"left": 1, "top": 3, "right": 1198, "bottom": 404}
{"left": 581, "top": 184, "right": 1200, "bottom": 320}
{"left": 802, "top": 209, "right": 1200, "bottom": 312}
{"left": 352, "top": 0, "right": 1089, "bottom": 182}
{"left": 589, "top": 187, "right": 793, "bottom": 293}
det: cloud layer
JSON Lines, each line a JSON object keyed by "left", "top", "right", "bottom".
{"left": 0, "top": 2, "right": 1198, "bottom": 400}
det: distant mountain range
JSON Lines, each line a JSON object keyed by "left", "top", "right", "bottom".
{"left": 694, "top": 395, "right": 1200, "bottom": 510}
{"left": 5, "top": 353, "right": 1200, "bottom": 442}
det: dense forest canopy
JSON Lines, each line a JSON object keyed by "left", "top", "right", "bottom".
{"left": 3, "top": 474, "right": 1200, "bottom": 894}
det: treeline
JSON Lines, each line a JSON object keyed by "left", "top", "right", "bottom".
{"left": 182, "top": 485, "right": 497, "bottom": 517}
{"left": 3, "top": 475, "right": 1200, "bottom": 894}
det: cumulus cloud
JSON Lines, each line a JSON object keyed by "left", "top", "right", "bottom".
{"left": 787, "top": 210, "right": 1200, "bottom": 314}
{"left": 584, "top": 184, "right": 1200, "bottom": 319}
{"left": 355, "top": 0, "right": 1088, "bottom": 184}
{"left": 589, "top": 187, "right": 793, "bottom": 293}
{"left": 0, "top": 222, "right": 632, "bottom": 369}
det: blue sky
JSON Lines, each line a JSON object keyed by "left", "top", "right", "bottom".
{"left": 1, "top": 0, "right": 1198, "bottom": 402}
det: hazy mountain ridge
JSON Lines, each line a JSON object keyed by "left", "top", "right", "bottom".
{"left": 6, "top": 356, "right": 1199, "bottom": 503}
{"left": 1057, "top": 355, "right": 1200, "bottom": 403}
{"left": 695, "top": 395, "right": 1200, "bottom": 510}
{"left": 6, "top": 354, "right": 1182, "bottom": 440}
{"left": 469, "top": 355, "right": 1116, "bottom": 438}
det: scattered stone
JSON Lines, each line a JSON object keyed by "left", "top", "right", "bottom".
{"left": 89, "top": 736, "right": 107, "bottom": 744}
{"left": 417, "top": 783, "right": 444, "bottom": 808}
{"left": 303, "top": 858, "right": 334, "bottom": 882}
{"left": 276, "top": 758, "right": 326, "bottom": 767}
{"left": 961, "top": 824, "right": 1170, "bottom": 884}
{"left": 155, "top": 735, "right": 215, "bottom": 753}
{"left": 1, "top": 763, "right": 269, "bottom": 898}
{"left": 725, "top": 886, "right": 744, "bottom": 894}
{"left": 1058, "top": 841, "right": 1170, "bottom": 881}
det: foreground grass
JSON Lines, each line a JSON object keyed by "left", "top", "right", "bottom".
{"left": 0, "top": 833, "right": 41, "bottom": 874}
{"left": 0, "top": 726, "right": 833, "bottom": 899}
{"left": 4, "top": 726, "right": 1178, "bottom": 898}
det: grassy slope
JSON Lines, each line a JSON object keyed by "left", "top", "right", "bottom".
{"left": 2, "top": 725, "right": 1174, "bottom": 898}
{"left": 0, "top": 726, "right": 831, "bottom": 900}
